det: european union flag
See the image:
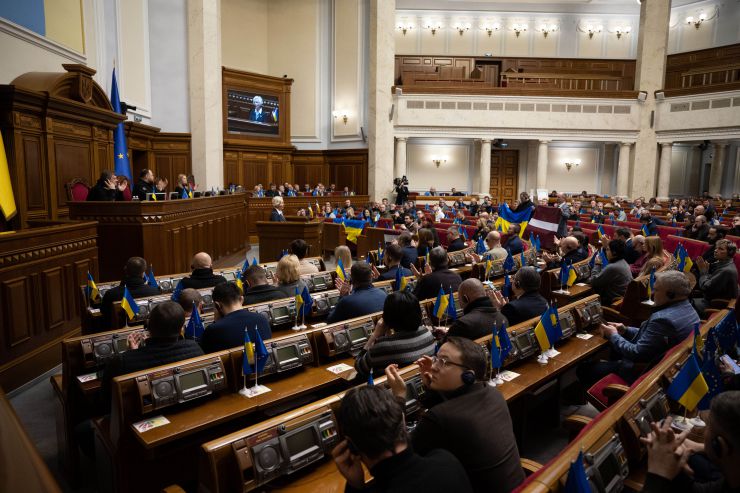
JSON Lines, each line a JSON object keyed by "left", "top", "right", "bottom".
{"left": 111, "top": 68, "right": 131, "bottom": 181}
{"left": 300, "top": 286, "right": 313, "bottom": 316}
{"left": 520, "top": 251, "right": 527, "bottom": 267}
{"left": 498, "top": 322, "right": 512, "bottom": 361}
{"left": 184, "top": 302, "right": 205, "bottom": 340}
{"left": 146, "top": 266, "right": 159, "bottom": 289}
{"left": 503, "top": 274, "right": 512, "bottom": 298}
{"left": 588, "top": 251, "right": 597, "bottom": 269}
{"left": 503, "top": 249, "right": 515, "bottom": 272}
{"left": 476, "top": 236, "right": 486, "bottom": 255}
{"left": 490, "top": 323, "right": 504, "bottom": 370}
{"left": 367, "top": 372, "right": 374, "bottom": 386}
{"left": 714, "top": 310, "right": 738, "bottom": 354}
{"left": 170, "top": 279, "right": 184, "bottom": 301}
{"left": 698, "top": 352, "right": 723, "bottom": 410}
{"left": 564, "top": 451, "right": 592, "bottom": 493}
{"left": 447, "top": 288, "right": 457, "bottom": 321}
{"left": 253, "top": 326, "right": 269, "bottom": 374}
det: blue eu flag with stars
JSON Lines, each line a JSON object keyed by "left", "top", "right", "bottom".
{"left": 111, "top": 68, "right": 131, "bottom": 181}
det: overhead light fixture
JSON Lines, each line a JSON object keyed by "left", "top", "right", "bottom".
{"left": 332, "top": 110, "right": 349, "bottom": 125}
{"left": 397, "top": 21, "right": 414, "bottom": 35}
{"left": 564, "top": 159, "right": 581, "bottom": 172}
{"left": 614, "top": 25, "right": 631, "bottom": 39}
{"left": 586, "top": 24, "right": 603, "bottom": 39}
{"left": 512, "top": 23, "right": 528, "bottom": 37}
{"left": 480, "top": 22, "right": 501, "bottom": 37}
{"left": 539, "top": 24, "right": 558, "bottom": 38}
{"left": 432, "top": 157, "right": 447, "bottom": 168}
{"left": 686, "top": 12, "right": 707, "bottom": 29}
{"left": 426, "top": 22, "right": 443, "bottom": 35}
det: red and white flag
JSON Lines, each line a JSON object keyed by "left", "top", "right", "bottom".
{"left": 526, "top": 205, "right": 561, "bottom": 250}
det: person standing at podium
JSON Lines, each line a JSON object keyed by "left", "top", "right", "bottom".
{"left": 270, "top": 196, "right": 286, "bottom": 221}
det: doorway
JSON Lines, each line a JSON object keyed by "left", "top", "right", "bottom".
{"left": 490, "top": 149, "right": 519, "bottom": 204}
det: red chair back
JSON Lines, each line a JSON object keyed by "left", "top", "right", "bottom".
{"left": 676, "top": 236, "right": 710, "bottom": 259}
{"left": 66, "top": 179, "right": 90, "bottom": 201}
{"left": 727, "top": 235, "right": 740, "bottom": 250}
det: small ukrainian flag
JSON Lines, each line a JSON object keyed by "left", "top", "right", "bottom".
{"left": 121, "top": 286, "right": 140, "bottom": 320}
{"left": 86, "top": 271, "right": 101, "bottom": 304}
{"left": 335, "top": 258, "right": 347, "bottom": 281}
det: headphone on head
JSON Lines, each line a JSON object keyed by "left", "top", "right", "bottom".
{"left": 461, "top": 370, "right": 476, "bottom": 385}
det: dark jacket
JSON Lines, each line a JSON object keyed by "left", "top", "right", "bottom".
{"left": 447, "top": 297, "right": 507, "bottom": 340}
{"left": 200, "top": 309, "right": 272, "bottom": 354}
{"left": 588, "top": 258, "right": 632, "bottom": 305}
{"left": 270, "top": 208, "right": 286, "bottom": 222}
{"left": 243, "top": 284, "right": 287, "bottom": 305}
{"left": 698, "top": 259, "right": 739, "bottom": 304}
{"left": 413, "top": 268, "right": 463, "bottom": 302}
{"left": 642, "top": 472, "right": 740, "bottom": 493}
{"left": 503, "top": 235, "right": 524, "bottom": 255}
{"left": 378, "top": 265, "right": 412, "bottom": 282}
{"left": 624, "top": 238, "right": 641, "bottom": 265}
{"left": 327, "top": 285, "right": 387, "bottom": 323}
{"left": 447, "top": 237, "right": 467, "bottom": 253}
{"left": 413, "top": 382, "right": 525, "bottom": 493}
{"left": 132, "top": 180, "right": 154, "bottom": 200}
{"left": 105, "top": 338, "right": 204, "bottom": 379}
{"left": 401, "top": 246, "right": 419, "bottom": 269}
{"left": 514, "top": 200, "right": 534, "bottom": 213}
{"left": 87, "top": 180, "right": 123, "bottom": 201}
{"left": 101, "top": 277, "right": 161, "bottom": 329}
{"left": 345, "top": 448, "right": 473, "bottom": 493}
{"left": 181, "top": 268, "right": 227, "bottom": 290}
{"left": 501, "top": 291, "right": 549, "bottom": 327}
{"left": 547, "top": 247, "right": 589, "bottom": 271}
{"left": 688, "top": 224, "right": 710, "bottom": 241}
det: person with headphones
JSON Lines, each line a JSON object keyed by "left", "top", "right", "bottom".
{"left": 576, "top": 270, "right": 699, "bottom": 388}
{"left": 385, "top": 336, "right": 525, "bottom": 493}
{"left": 331, "top": 385, "right": 473, "bottom": 493}
{"left": 640, "top": 391, "right": 740, "bottom": 493}
{"left": 446, "top": 279, "right": 507, "bottom": 340}
{"left": 489, "top": 266, "right": 549, "bottom": 326}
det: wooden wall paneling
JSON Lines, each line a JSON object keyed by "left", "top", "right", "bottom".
{"left": 54, "top": 140, "right": 92, "bottom": 213}
{"left": 0, "top": 277, "right": 34, "bottom": 348}
{"left": 40, "top": 267, "right": 67, "bottom": 332}
{"left": 224, "top": 151, "right": 240, "bottom": 187}
{"left": 325, "top": 149, "right": 368, "bottom": 194}
{"left": 22, "top": 134, "right": 45, "bottom": 212}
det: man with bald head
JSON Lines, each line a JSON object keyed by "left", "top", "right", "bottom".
{"left": 485, "top": 231, "right": 508, "bottom": 260}
{"left": 447, "top": 279, "right": 507, "bottom": 340}
{"left": 542, "top": 236, "right": 587, "bottom": 270}
{"left": 688, "top": 214, "right": 709, "bottom": 241}
{"left": 181, "top": 252, "right": 227, "bottom": 290}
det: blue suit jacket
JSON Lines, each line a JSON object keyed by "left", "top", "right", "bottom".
{"left": 326, "top": 285, "right": 387, "bottom": 323}
{"left": 503, "top": 235, "right": 523, "bottom": 255}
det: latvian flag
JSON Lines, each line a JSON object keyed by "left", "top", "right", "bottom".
{"left": 526, "top": 205, "right": 562, "bottom": 250}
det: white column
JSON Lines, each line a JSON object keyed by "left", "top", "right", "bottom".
{"left": 708, "top": 142, "right": 728, "bottom": 197}
{"left": 394, "top": 137, "right": 407, "bottom": 179}
{"left": 536, "top": 140, "right": 550, "bottom": 190}
{"left": 367, "top": 0, "right": 396, "bottom": 202}
{"left": 657, "top": 142, "right": 673, "bottom": 200}
{"left": 617, "top": 142, "right": 632, "bottom": 198}
{"left": 187, "top": 0, "right": 223, "bottom": 189}
{"left": 480, "top": 139, "right": 492, "bottom": 196}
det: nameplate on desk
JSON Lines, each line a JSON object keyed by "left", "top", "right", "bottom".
{"left": 499, "top": 370, "right": 520, "bottom": 382}
{"left": 77, "top": 372, "right": 98, "bottom": 383}
{"left": 326, "top": 363, "right": 354, "bottom": 374}
{"left": 575, "top": 283, "right": 588, "bottom": 287}
{"left": 132, "top": 416, "right": 170, "bottom": 433}
{"left": 312, "top": 322, "right": 327, "bottom": 328}
{"left": 576, "top": 333, "right": 594, "bottom": 340}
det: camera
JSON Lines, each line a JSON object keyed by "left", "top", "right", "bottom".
{"left": 393, "top": 176, "right": 408, "bottom": 187}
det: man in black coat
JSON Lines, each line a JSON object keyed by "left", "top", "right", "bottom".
{"left": 87, "top": 170, "right": 125, "bottom": 201}
{"left": 542, "top": 236, "right": 588, "bottom": 270}
{"left": 131, "top": 168, "right": 155, "bottom": 200}
{"left": 447, "top": 279, "right": 507, "bottom": 340}
{"left": 200, "top": 282, "right": 272, "bottom": 353}
{"left": 101, "top": 257, "right": 161, "bottom": 329}
{"left": 693, "top": 240, "right": 739, "bottom": 316}
{"left": 397, "top": 232, "right": 419, "bottom": 269}
{"left": 490, "top": 266, "right": 549, "bottom": 326}
{"left": 242, "top": 265, "right": 286, "bottom": 305}
{"left": 377, "top": 244, "right": 413, "bottom": 282}
{"left": 385, "top": 337, "right": 524, "bottom": 493}
{"left": 412, "top": 247, "right": 463, "bottom": 301}
{"left": 513, "top": 192, "right": 534, "bottom": 213}
{"left": 269, "top": 196, "right": 286, "bottom": 222}
{"left": 502, "top": 224, "right": 524, "bottom": 255}
{"left": 181, "top": 252, "right": 227, "bottom": 290}
{"left": 446, "top": 226, "right": 467, "bottom": 253}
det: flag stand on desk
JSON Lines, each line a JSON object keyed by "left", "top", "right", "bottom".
{"left": 488, "top": 322, "right": 504, "bottom": 387}
{"left": 239, "top": 326, "right": 271, "bottom": 398}
{"left": 642, "top": 267, "right": 657, "bottom": 306}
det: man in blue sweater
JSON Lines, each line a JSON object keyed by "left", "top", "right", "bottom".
{"left": 327, "top": 262, "right": 387, "bottom": 323}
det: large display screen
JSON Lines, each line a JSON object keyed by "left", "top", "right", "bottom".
{"left": 179, "top": 370, "right": 207, "bottom": 392}
{"left": 285, "top": 427, "right": 319, "bottom": 459}
{"left": 227, "top": 89, "right": 280, "bottom": 136}
{"left": 277, "top": 345, "right": 299, "bottom": 363}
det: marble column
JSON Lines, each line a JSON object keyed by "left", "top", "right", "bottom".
{"left": 394, "top": 137, "right": 407, "bottom": 180}
{"left": 187, "top": 0, "right": 223, "bottom": 189}
{"left": 367, "top": 0, "right": 396, "bottom": 202}
{"left": 734, "top": 147, "right": 740, "bottom": 198}
{"left": 480, "top": 139, "right": 492, "bottom": 196}
{"left": 657, "top": 142, "right": 673, "bottom": 200}
{"left": 708, "top": 141, "right": 728, "bottom": 197}
{"left": 630, "top": 0, "right": 671, "bottom": 199}
{"left": 536, "top": 140, "right": 550, "bottom": 190}
{"left": 616, "top": 142, "right": 632, "bottom": 198}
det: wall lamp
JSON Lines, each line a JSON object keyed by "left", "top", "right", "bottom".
{"left": 686, "top": 12, "right": 707, "bottom": 29}
{"left": 614, "top": 25, "right": 631, "bottom": 39}
{"left": 454, "top": 23, "right": 470, "bottom": 35}
{"left": 481, "top": 22, "right": 501, "bottom": 36}
{"left": 432, "top": 157, "right": 447, "bottom": 168}
{"left": 539, "top": 24, "right": 558, "bottom": 38}
{"left": 426, "top": 22, "right": 443, "bottom": 35}
{"left": 586, "top": 24, "right": 603, "bottom": 39}
{"left": 332, "top": 110, "right": 349, "bottom": 125}
{"left": 512, "top": 23, "right": 528, "bottom": 37}
{"left": 564, "top": 159, "right": 581, "bottom": 172}
{"left": 397, "top": 22, "right": 414, "bottom": 35}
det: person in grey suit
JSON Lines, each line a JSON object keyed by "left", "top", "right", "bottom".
{"left": 588, "top": 238, "right": 632, "bottom": 306}
{"left": 556, "top": 193, "right": 571, "bottom": 238}
{"left": 693, "top": 239, "right": 738, "bottom": 317}
{"left": 269, "top": 195, "right": 286, "bottom": 222}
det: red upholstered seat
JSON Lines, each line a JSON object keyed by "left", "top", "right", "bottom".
{"left": 656, "top": 225, "right": 683, "bottom": 241}
{"left": 677, "top": 236, "right": 710, "bottom": 258}
{"left": 586, "top": 373, "right": 628, "bottom": 410}
{"left": 376, "top": 218, "right": 394, "bottom": 229}
{"left": 66, "top": 179, "right": 90, "bottom": 201}
{"left": 727, "top": 235, "right": 740, "bottom": 249}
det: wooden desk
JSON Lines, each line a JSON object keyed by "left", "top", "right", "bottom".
{"left": 255, "top": 220, "right": 323, "bottom": 264}
{"left": 550, "top": 283, "right": 594, "bottom": 306}
{"left": 68, "top": 193, "right": 247, "bottom": 281}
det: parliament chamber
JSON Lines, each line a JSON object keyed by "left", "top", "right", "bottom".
{"left": 1, "top": 0, "right": 740, "bottom": 492}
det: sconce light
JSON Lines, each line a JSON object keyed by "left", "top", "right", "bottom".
{"left": 426, "top": 22, "right": 443, "bottom": 35}
{"left": 432, "top": 157, "right": 447, "bottom": 168}
{"left": 564, "top": 159, "right": 581, "bottom": 172}
{"left": 332, "top": 110, "right": 349, "bottom": 125}
{"left": 686, "top": 12, "right": 707, "bottom": 29}
{"left": 397, "top": 21, "right": 414, "bottom": 35}
{"left": 454, "top": 22, "right": 470, "bottom": 35}
{"left": 614, "top": 25, "right": 631, "bottom": 39}
{"left": 480, "top": 22, "right": 501, "bottom": 37}
{"left": 586, "top": 24, "right": 603, "bottom": 39}
{"left": 539, "top": 24, "right": 558, "bottom": 38}
{"left": 512, "top": 23, "right": 528, "bottom": 37}
{"left": 637, "top": 91, "right": 648, "bottom": 102}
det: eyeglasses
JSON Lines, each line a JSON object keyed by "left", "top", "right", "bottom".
{"left": 431, "top": 355, "right": 468, "bottom": 370}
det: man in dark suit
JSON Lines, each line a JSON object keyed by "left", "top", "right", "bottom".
{"left": 377, "top": 244, "right": 413, "bottom": 282}
{"left": 446, "top": 226, "right": 467, "bottom": 253}
{"left": 100, "top": 256, "right": 161, "bottom": 329}
{"left": 327, "top": 263, "right": 387, "bottom": 323}
{"left": 693, "top": 239, "right": 738, "bottom": 316}
{"left": 397, "top": 232, "right": 419, "bottom": 269}
{"left": 181, "top": 252, "right": 227, "bottom": 290}
{"left": 450, "top": 187, "right": 464, "bottom": 196}
{"left": 248, "top": 95, "right": 272, "bottom": 123}
{"left": 131, "top": 168, "right": 155, "bottom": 200}
{"left": 542, "top": 236, "right": 587, "bottom": 270}
{"left": 413, "top": 247, "right": 464, "bottom": 301}
{"left": 502, "top": 224, "right": 524, "bottom": 255}
{"left": 242, "top": 265, "right": 286, "bottom": 305}
{"left": 264, "top": 182, "right": 279, "bottom": 197}
{"left": 385, "top": 337, "right": 525, "bottom": 493}
{"left": 447, "top": 279, "right": 507, "bottom": 340}
{"left": 269, "top": 196, "right": 286, "bottom": 222}
{"left": 87, "top": 170, "right": 126, "bottom": 201}
{"left": 200, "top": 282, "right": 272, "bottom": 353}
{"left": 490, "top": 266, "right": 549, "bottom": 326}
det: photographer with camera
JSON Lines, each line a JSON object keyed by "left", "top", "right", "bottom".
{"left": 394, "top": 176, "right": 409, "bottom": 206}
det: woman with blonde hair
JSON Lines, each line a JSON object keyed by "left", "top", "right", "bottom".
{"left": 274, "top": 254, "right": 309, "bottom": 298}
{"left": 637, "top": 236, "right": 667, "bottom": 277}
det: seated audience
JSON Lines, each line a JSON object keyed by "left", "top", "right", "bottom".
{"left": 335, "top": 245, "right": 353, "bottom": 273}
{"left": 332, "top": 385, "right": 473, "bottom": 493}
{"left": 484, "top": 231, "right": 508, "bottom": 261}
{"left": 397, "top": 232, "right": 419, "bottom": 269}
{"left": 200, "top": 282, "right": 272, "bottom": 353}
{"left": 328, "top": 263, "right": 387, "bottom": 323}
{"left": 693, "top": 239, "right": 739, "bottom": 316}
{"left": 447, "top": 279, "right": 507, "bottom": 340}
{"left": 543, "top": 236, "right": 588, "bottom": 270}
{"left": 101, "top": 256, "right": 161, "bottom": 328}
{"left": 181, "top": 252, "right": 227, "bottom": 289}
{"left": 377, "top": 244, "right": 412, "bottom": 282}
{"left": 274, "top": 254, "right": 310, "bottom": 298}
{"left": 640, "top": 213, "right": 664, "bottom": 236}
{"left": 627, "top": 235, "right": 647, "bottom": 276}
{"left": 635, "top": 236, "right": 667, "bottom": 278}
{"left": 354, "top": 291, "right": 435, "bottom": 379}
{"left": 290, "top": 239, "right": 319, "bottom": 275}
{"left": 687, "top": 215, "right": 709, "bottom": 241}
{"left": 702, "top": 226, "right": 727, "bottom": 263}
{"left": 385, "top": 337, "right": 525, "bottom": 493}
{"left": 615, "top": 227, "right": 640, "bottom": 264}
{"left": 242, "top": 265, "right": 286, "bottom": 305}
{"left": 132, "top": 168, "right": 155, "bottom": 199}
{"left": 446, "top": 226, "right": 467, "bottom": 253}
{"left": 87, "top": 170, "right": 126, "bottom": 201}
{"left": 490, "top": 266, "right": 549, "bottom": 326}
{"left": 420, "top": 216, "right": 441, "bottom": 245}
{"left": 730, "top": 215, "right": 740, "bottom": 236}
{"left": 174, "top": 174, "right": 190, "bottom": 197}
{"left": 177, "top": 288, "right": 202, "bottom": 322}
{"left": 502, "top": 224, "right": 524, "bottom": 254}
{"left": 402, "top": 213, "right": 419, "bottom": 234}
{"left": 417, "top": 228, "right": 437, "bottom": 259}
{"left": 413, "top": 247, "right": 464, "bottom": 301}
{"left": 577, "top": 271, "right": 698, "bottom": 387}
{"left": 588, "top": 239, "right": 632, "bottom": 305}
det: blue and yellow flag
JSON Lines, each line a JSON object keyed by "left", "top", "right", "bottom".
{"left": 675, "top": 244, "right": 693, "bottom": 273}
{"left": 343, "top": 219, "right": 366, "bottom": 243}
{"left": 367, "top": 372, "right": 374, "bottom": 386}
{"left": 433, "top": 286, "right": 449, "bottom": 319}
{"left": 121, "top": 286, "right": 140, "bottom": 320}
{"left": 484, "top": 259, "right": 492, "bottom": 280}
{"left": 596, "top": 225, "right": 605, "bottom": 239}
{"left": 307, "top": 203, "right": 314, "bottom": 218}
{"left": 300, "top": 286, "right": 313, "bottom": 316}
{"left": 534, "top": 306, "right": 561, "bottom": 351}
{"left": 491, "top": 324, "right": 504, "bottom": 370}
{"left": 666, "top": 346, "right": 708, "bottom": 411}
{"left": 494, "top": 203, "right": 532, "bottom": 237}
{"left": 335, "top": 258, "right": 347, "bottom": 281}
{"left": 563, "top": 262, "right": 577, "bottom": 287}
{"left": 599, "top": 249, "right": 609, "bottom": 267}
{"left": 0, "top": 131, "right": 17, "bottom": 221}
{"left": 498, "top": 322, "right": 512, "bottom": 361}
{"left": 564, "top": 451, "right": 591, "bottom": 493}
{"left": 447, "top": 289, "right": 457, "bottom": 321}
{"left": 476, "top": 236, "right": 486, "bottom": 255}
{"left": 377, "top": 242, "right": 384, "bottom": 263}
{"left": 520, "top": 251, "right": 527, "bottom": 267}
{"left": 647, "top": 268, "right": 656, "bottom": 299}
{"left": 394, "top": 267, "right": 408, "bottom": 292}
{"left": 86, "top": 271, "right": 101, "bottom": 304}
{"left": 242, "top": 328, "right": 254, "bottom": 375}
{"left": 184, "top": 302, "right": 205, "bottom": 340}
{"left": 295, "top": 287, "right": 304, "bottom": 315}
{"left": 641, "top": 224, "right": 649, "bottom": 236}
{"left": 425, "top": 247, "right": 430, "bottom": 268}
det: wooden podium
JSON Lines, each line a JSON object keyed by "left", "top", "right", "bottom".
{"left": 256, "top": 220, "right": 323, "bottom": 263}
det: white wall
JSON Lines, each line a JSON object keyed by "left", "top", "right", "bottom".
{"left": 545, "top": 144, "right": 602, "bottom": 194}
{"left": 406, "top": 139, "right": 475, "bottom": 192}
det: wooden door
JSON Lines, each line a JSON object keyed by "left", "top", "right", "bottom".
{"left": 490, "top": 150, "right": 518, "bottom": 204}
